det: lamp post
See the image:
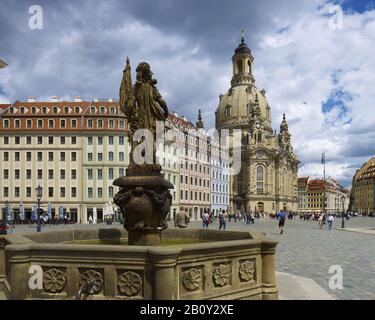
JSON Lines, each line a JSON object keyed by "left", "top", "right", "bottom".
{"left": 321, "top": 153, "right": 326, "bottom": 214}
{"left": 4, "top": 200, "right": 9, "bottom": 222}
{"left": 341, "top": 194, "right": 345, "bottom": 229}
{"left": 36, "top": 184, "right": 43, "bottom": 232}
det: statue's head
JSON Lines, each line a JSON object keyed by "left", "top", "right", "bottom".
{"left": 136, "top": 62, "right": 153, "bottom": 82}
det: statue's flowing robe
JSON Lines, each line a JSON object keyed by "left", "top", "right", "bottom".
{"left": 134, "top": 81, "right": 166, "bottom": 134}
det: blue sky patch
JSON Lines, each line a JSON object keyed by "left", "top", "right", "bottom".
{"left": 322, "top": 88, "right": 353, "bottom": 125}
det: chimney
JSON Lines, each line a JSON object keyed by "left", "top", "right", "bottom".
{"left": 74, "top": 96, "right": 82, "bottom": 102}
{"left": 94, "top": 98, "right": 98, "bottom": 102}
{"left": 172, "top": 111, "right": 178, "bottom": 117}
{"left": 28, "top": 96, "right": 36, "bottom": 102}
{"left": 108, "top": 98, "right": 113, "bottom": 102}
{"left": 51, "top": 96, "right": 59, "bottom": 102}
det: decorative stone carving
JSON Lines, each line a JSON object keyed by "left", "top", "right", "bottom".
{"left": 239, "top": 260, "right": 255, "bottom": 282}
{"left": 117, "top": 271, "right": 143, "bottom": 296}
{"left": 182, "top": 268, "right": 203, "bottom": 291}
{"left": 43, "top": 268, "right": 66, "bottom": 293}
{"left": 212, "top": 264, "right": 231, "bottom": 287}
{"left": 80, "top": 270, "right": 103, "bottom": 294}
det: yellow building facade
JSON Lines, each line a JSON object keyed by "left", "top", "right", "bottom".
{"left": 352, "top": 157, "right": 375, "bottom": 215}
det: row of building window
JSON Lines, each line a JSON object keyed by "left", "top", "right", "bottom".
{"left": 2, "top": 169, "right": 77, "bottom": 180}
{"left": 3, "top": 119, "right": 125, "bottom": 129}
{"left": 87, "top": 168, "right": 126, "bottom": 180}
{"left": 1, "top": 135, "right": 126, "bottom": 146}
{"left": 10, "top": 106, "right": 84, "bottom": 115}
{"left": 2, "top": 136, "right": 77, "bottom": 145}
{"left": 180, "top": 190, "right": 210, "bottom": 202}
{"left": 87, "top": 152, "right": 125, "bottom": 162}
{"left": 179, "top": 162, "right": 210, "bottom": 174}
{"left": 211, "top": 171, "right": 229, "bottom": 181}
{"left": 2, "top": 187, "right": 78, "bottom": 198}
{"left": 211, "top": 184, "right": 229, "bottom": 193}
{"left": 2, "top": 151, "right": 77, "bottom": 162}
{"left": 87, "top": 136, "right": 125, "bottom": 145}
{"left": 180, "top": 175, "right": 209, "bottom": 188}
{"left": 1, "top": 168, "right": 127, "bottom": 180}
{"left": 211, "top": 195, "right": 229, "bottom": 205}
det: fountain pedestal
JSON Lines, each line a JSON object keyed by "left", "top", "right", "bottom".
{"left": 113, "top": 165, "right": 173, "bottom": 246}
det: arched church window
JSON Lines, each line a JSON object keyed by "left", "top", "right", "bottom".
{"left": 237, "top": 60, "right": 243, "bottom": 74}
{"left": 248, "top": 60, "right": 251, "bottom": 74}
{"left": 224, "top": 105, "right": 232, "bottom": 117}
{"left": 256, "top": 166, "right": 264, "bottom": 195}
{"left": 257, "top": 132, "right": 262, "bottom": 143}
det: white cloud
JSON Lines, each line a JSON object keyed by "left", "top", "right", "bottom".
{"left": 253, "top": 2, "right": 375, "bottom": 186}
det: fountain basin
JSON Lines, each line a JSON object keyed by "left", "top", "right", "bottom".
{"left": 0, "top": 227, "right": 278, "bottom": 300}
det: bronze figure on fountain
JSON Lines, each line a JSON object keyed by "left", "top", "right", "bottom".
{"left": 114, "top": 58, "right": 173, "bottom": 246}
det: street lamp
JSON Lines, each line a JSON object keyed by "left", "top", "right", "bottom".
{"left": 35, "top": 184, "right": 43, "bottom": 232}
{"left": 341, "top": 194, "right": 345, "bottom": 229}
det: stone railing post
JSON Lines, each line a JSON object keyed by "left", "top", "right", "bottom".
{"left": 260, "top": 240, "right": 278, "bottom": 300}
{"left": 149, "top": 248, "right": 181, "bottom": 300}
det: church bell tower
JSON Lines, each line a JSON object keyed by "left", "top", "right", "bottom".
{"left": 231, "top": 31, "right": 255, "bottom": 87}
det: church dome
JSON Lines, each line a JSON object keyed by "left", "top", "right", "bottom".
{"left": 234, "top": 39, "right": 251, "bottom": 55}
{"left": 215, "top": 33, "right": 272, "bottom": 133}
{"left": 216, "top": 84, "right": 272, "bottom": 132}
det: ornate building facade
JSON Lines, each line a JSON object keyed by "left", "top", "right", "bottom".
{"left": 215, "top": 35, "right": 299, "bottom": 213}
{"left": 351, "top": 157, "right": 375, "bottom": 215}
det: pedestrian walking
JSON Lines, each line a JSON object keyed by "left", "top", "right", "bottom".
{"left": 327, "top": 213, "right": 334, "bottom": 230}
{"left": 251, "top": 212, "right": 255, "bottom": 224}
{"left": 218, "top": 209, "right": 228, "bottom": 230}
{"left": 318, "top": 214, "right": 324, "bottom": 229}
{"left": 202, "top": 209, "right": 210, "bottom": 229}
{"left": 88, "top": 214, "right": 93, "bottom": 224}
{"left": 277, "top": 210, "right": 287, "bottom": 234}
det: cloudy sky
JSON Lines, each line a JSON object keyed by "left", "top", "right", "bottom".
{"left": 1, "top": 0, "right": 375, "bottom": 187}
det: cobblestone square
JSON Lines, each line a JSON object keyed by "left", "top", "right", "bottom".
{"left": 186, "top": 216, "right": 375, "bottom": 300}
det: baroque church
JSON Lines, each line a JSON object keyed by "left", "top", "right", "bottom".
{"left": 215, "top": 34, "right": 299, "bottom": 213}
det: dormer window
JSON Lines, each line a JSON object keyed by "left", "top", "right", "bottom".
{"left": 100, "top": 106, "right": 106, "bottom": 114}
{"left": 31, "top": 107, "right": 37, "bottom": 114}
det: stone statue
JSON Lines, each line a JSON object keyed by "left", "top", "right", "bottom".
{"left": 119, "top": 58, "right": 168, "bottom": 170}
{"left": 115, "top": 58, "right": 173, "bottom": 246}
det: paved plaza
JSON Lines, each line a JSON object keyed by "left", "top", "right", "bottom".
{"left": 187, "top": 216, "right": 375, "bottom": 300}
{"left": 4, "top": 216, "right": 375, "bottom": 300}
